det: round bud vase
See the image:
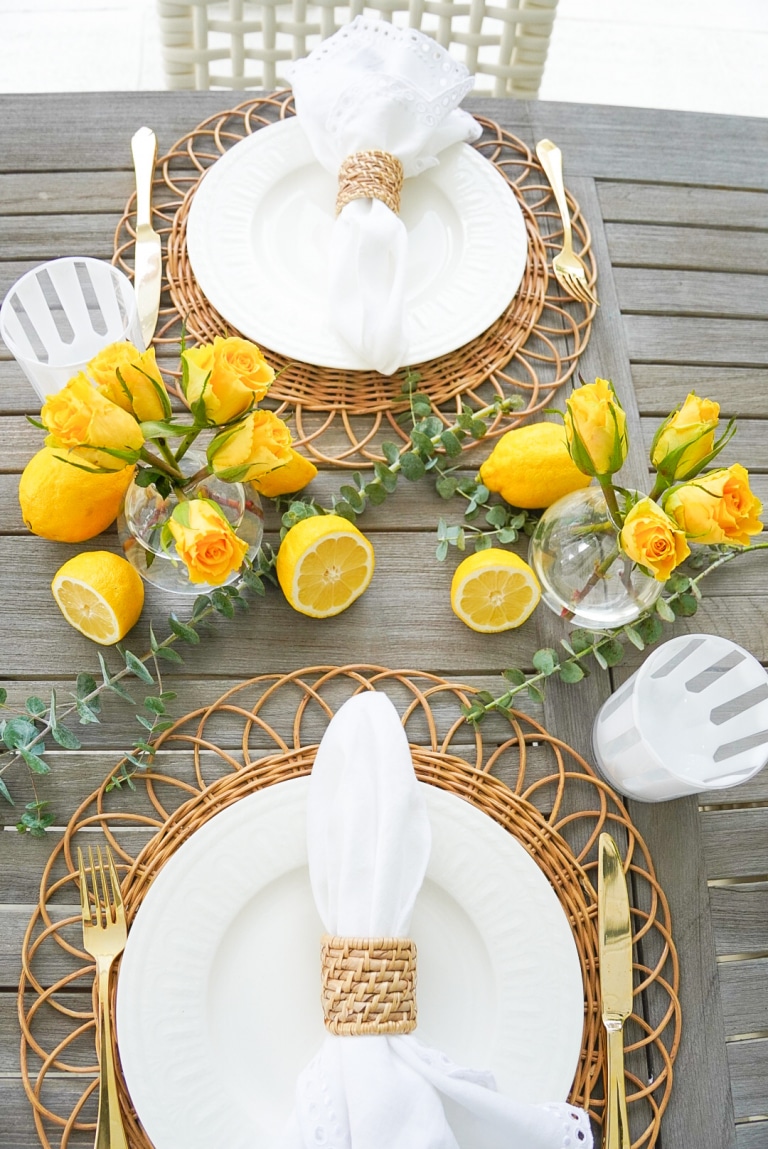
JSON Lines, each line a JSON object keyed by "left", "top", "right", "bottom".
{"left": 117, "top": 450, "right": 263, "bottom": 595}
{"left": 528, "top": 486, "right": 662, "bottom": 629}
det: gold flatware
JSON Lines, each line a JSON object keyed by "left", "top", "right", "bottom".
{"left": 78, "top": 845, "right": 129, "bottom": 1149}
{"left": 598, "top": 832, "right": 632, "bottom": 1149}
{"left": 536, "top": 138, "right": 599, "bottom": 306}
{"left": 130, "top": 126, "right": 162, "bottom": 347}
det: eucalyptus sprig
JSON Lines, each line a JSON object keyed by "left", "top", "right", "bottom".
{"left": 0, "top": 549, "right": 277, "bottom": 831}
{"left": 278, "top": 374, "right": 525, "bottom": 532}
{"left": 461, "top": 541, "right": 768, "bottom": 722}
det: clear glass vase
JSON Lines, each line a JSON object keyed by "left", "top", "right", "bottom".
{"left": 528, "top": 486, "right": 662, "bottom": 629}
{"left": 117, "top": 451, "right": 264, "bottom": 594}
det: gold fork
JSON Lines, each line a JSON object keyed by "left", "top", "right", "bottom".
{"left": 77, "top": 845, "right": 129, "bottom": 1149}
{"left": 536, "top": 138, "right": 599, "bottom": 307}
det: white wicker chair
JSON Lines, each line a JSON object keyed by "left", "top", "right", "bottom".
{"left": 156, "top": 0, "right": 558, "bottom": 97}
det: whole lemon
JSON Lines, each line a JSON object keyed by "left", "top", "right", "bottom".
{"left": 479, "top": 422, "right": 591, "bottom": 509}
{"left": 19, "top": 448, "right": 135, "bottom": 542}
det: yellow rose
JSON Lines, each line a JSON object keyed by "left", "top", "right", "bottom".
{"left": 619, "top": 497, "right": 690, "bottom": 582}
{"left": 41, "top": 373, "right": 144, "bottom": 471}
{"left": 87, "top": 341, "right": 171, "bottom": 423}
{"left": 208, "top": 410, "right": 293, "bottom": 482}
{"left": 665, "top": 464, "right": 763, "bottom": 546}
{"left": 650, "top": 392, "right": 720, "bottom": 482}
{"left": 182, "top": 336, "right": 274, "bottom": 425}
{"left": 564, "top": 378, "right": 628, "bottom": 477}
{"left": 167, "top": 498, "right": 249, "bottom": 585}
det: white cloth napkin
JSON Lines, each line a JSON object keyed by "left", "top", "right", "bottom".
{"left": 289, "top": 17, "right": 483, "bottom": 375}
{"left": 277, "top": 691, "right": 594, "bottom": 1149}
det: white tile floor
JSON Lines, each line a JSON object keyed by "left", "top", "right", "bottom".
{"left": 0, "top": 0, "right": 766, "bottom": 116}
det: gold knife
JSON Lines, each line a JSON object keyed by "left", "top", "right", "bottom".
{"left": 598, "top": 833, "right": 632, "bottom": 1149}
{"left": 130, "top": 126, "right": 162, "bottom": 348}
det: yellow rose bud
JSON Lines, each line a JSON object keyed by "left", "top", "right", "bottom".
{"left": 650, "top": 392, "right": 720, "bottom": 482}
{"left": 41, "top": 373, "right": 144, "bottom": 471}
{"left": 564, "top": 378, "right": 628, "bottom": 477}
{"left": 167, "top": 498, "right": 249, "bottom": 586}
{"left": 619, "top": 497, "right": 690, "bottom": 582}
{"left": 208, "top": 410, "right": 293, "bottom": 482}
{"left": 182, "top": 337, "right": 274, "bottom": 425}
{"left": 250, "top": 448, "right": 318, "bottom": 498}
{"left": 665, "top": 464, "right": 763, "bottom": 546}
{"left": 87, "top": 341, "right": 171, "bottom": 423}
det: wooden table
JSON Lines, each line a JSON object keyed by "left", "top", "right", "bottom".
{"left": 1, "top": 92, "right": 767, "bottom": 1149}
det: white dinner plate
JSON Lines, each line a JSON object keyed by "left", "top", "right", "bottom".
{"left": 186, "top": 117, "right": 528, "bottom": 370}
{"left": 116, "top": 778, "right": 583, "bottom": 1149}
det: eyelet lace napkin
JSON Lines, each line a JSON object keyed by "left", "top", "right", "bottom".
{"left": 289, "top": 18, "right": 483, "bottom": 376}
{"left": 277, "top": 692, "right": 594, "bottom": 1149}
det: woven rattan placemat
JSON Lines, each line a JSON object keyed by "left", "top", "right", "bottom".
{"left": 114, "top": 93, "right": 597, "bottom": 467}
{"left": 19, "top": 666, "right": 679, "bottom": 1149}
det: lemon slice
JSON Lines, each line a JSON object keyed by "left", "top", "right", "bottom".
{"left": 276, "top": 514, "right": 374, "bottom": 618}
{"left": 450, "top": 548, "right": 541, "bottom": 633}
{"left": 51, "top": 551, "right": 145, "bottom": 645}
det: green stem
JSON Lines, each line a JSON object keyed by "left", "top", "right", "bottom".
{"left": 597, "top": 475, "right": 625, "bottom": 531}
{"left": 158, "top": 438, "right": 181, "bottom": 475}
{"left": 468, "top": 540, "right": 768, "bottom": 721}
{"left": 648, "top": 473, "right": 669, "bottom": 502}
{"left": 0, "top": 555, "right": 278, "bottom": 782}
{"left": 175, "top": 429, "right": 201, "bottom": 465}
{"left": 140, "top": 447, "right": 184, "bottom": 481}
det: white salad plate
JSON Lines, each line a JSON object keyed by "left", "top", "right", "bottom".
{"left": 186, "top": 117, "right": 528, "bottom": 370}
{"left": 116, "top": 776, "right": 583, "bottom": 1149}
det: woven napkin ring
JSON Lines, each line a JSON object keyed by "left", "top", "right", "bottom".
{"left": 320, "top": 934, "right": 417, "bottom": 1035}
{"left": 335, "top": 151, "right": 405, "bottom": 217}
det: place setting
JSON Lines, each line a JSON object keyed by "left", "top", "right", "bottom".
{"left": 110, "top": 17, "right": 597, "bottom": 465}
{"left": 19, "top": 667, "right": 681, "bottom": 1149}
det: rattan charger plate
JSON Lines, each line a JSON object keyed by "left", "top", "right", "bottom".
{"left": 20, "top": 667, "right": 679, "bottom": 1149}
{"left": 114, "top": 92, "right": 597, "bottom": 467}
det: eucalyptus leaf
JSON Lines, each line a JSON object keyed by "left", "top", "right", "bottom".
{"left": 21, "top": 748, "right": 50, "bottom": 774}
{"left": 558, "top": 661, "right": 585, "bottom": 684}
{"left": 169, "top": 613, "right": 200, "bottom": 644}
{"left": 0, "top": 775, "right": 13, "bottom": 805}
{"left": 51, "top": 724, "right": 81, "bottom": 750}
{"left": 440, "top": 430, "right": 463, "bottom": 458}
{"left": 381, "top": 441, "right": 400, "bottom": 466}
{"left": 502, "top": 668, "right": 526, "bottom": 686}
{"left": 25, "top": 697, "right": 46, "bottom": 718}
{"left": 3, "top": 717, "right": 38, "bottom": 750}
{"left": 532, "top": 648, "right": 558, "bottom": 676}
{"left": 125, "top": 651, "right": 155, "bottom": 684}
{"left": 656, "top": 597, "right": 676, "bottom": 622}
{"left": 400, "top": 452, "right": 426, "bottom": 481}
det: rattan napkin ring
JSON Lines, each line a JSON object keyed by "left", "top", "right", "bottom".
{"left": 336, "top": 150, "right": 405, "bottom": 216}
{"left": 320, "top": 934, "right": 417, "bottom": 1035}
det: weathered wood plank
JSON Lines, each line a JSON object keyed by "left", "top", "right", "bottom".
{"left": 0, "top": 1073, "right": 94, "bottom": 1149}
{"left": 627, "top": 318, "right": 768, "bottom": 368}
{"left": 614, "top": 268, "right": 768, "bottom": 320}
{"left": 526, "top": 102, "right": 768, "bottom": 190}
{"left": 1, "top": 991, "right": 93, "bottom": 1074}
{"left": 631, "top": 366, "right": 768, "bottom": 418}
{"left": 630, "top": 796, "right": 738, "bottom": 1149}
{"left": 597, "top": 182, "right": 768, "bottom": 230}
{"left": 0, "top": 170, "right": 135, "bottom": 216}
{"left": 727, "top": 1039, "right": 768, "bottom": 1120}
{"left": 710, "top": 884, "right": 768, "bottom": 956}
{"left": 0, "top": 531, "right": 569, "bottom": 678}
{"left": 0, "top": 215, "right": 119, "bottom": 262}
{"left": 606, "top": 223, "right": 768, "bottom": 274}
{"left": 703, "top": 810, "right": 768, "bottom": 880}
{"left": 736, "top": 1120, "right": 768, "bottom": 1149}
{"left": 719, "top": 957, "right": 768, "bottom": 1036}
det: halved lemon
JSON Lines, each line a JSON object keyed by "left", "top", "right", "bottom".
{"left": 276, "top": 514, "right": 374, "bottom": 618}
{"left": 450, "top": 548, "right": 541, "bottom": 633}
{"left": 51, "top": 551, "right": 145, "bottom": 645}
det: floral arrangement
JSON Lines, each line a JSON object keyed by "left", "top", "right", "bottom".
{"left": 35, "top": 336, "right": 315, "bottom": 587}
{"left": 562, "top": 378, "right": 760, "bottom": 579}
{"left": 4, "top": 367, "right": 766, "bottom": 833}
